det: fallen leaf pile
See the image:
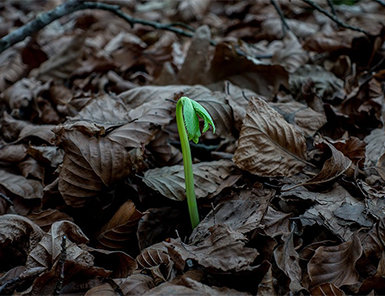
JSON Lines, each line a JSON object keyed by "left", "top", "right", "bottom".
{"left": 1, "top": 0, "right": 385, "bottom": 294}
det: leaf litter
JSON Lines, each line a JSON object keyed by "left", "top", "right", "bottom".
{"left": 1, "top": 0, "right": 385, "bottom": 295}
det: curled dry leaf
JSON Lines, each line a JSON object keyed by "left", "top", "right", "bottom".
{"left": 233, "top": 97, "right": 307, "bottom": 177}
{"left": 107, "top": 100, "right": 173, "bottom": 148}
{"left": 310, "top": 283, "right": 346, "bottom": 296}
{"left": 297, "top": 140, "right": 352, "bottom": 191}
{"left": 55, "top": 127, "right": 138, "bottom": 207}
{"left": 269, "top": 101, "right": 327, "bottom": 137}
{"left": 166, "top": 224, "right": 259, "bottom": 272}
{"left": 308, "top": 234, "right": 362, "bottom": 288}
{"left": 96, "top": 200, "right": 144, "bottom": 250}
{"left": 0, "top": 214, "right": 44, "bottom": 265}
{"left": 0, "top": 47, "right": 26, "bottom": 92}
{"left": 115, "top": 274, "right": 155, "bottom": 295}
{"left": 329, "top": 137, "right": 366, "bottom": 165}
{"left": 27, "top": 145, "right": 64, "bottom": 168}
{"left": 143, "top": 159, "right": 240, "bottom": 201}
{"left": 274, "top": 232, "right": 304, "bottom": 294}
{"left": 190, "top": 187, "right": 274, "bottom": 243}
{"left": 26, "top": 209, "right": 73, "bottom": 232}
{"left": 0, "top": 169, "right": 43, "bottom": 200}
{"left": 0, "top": 112, "right": 29, "bottom": 141}
{"left": 24, "top": 220, "right": 91, "bottom": 273}
{"left": 0, "top": 144, "right": 27, "bottom": 162}
{"left": 365, "top": 128, "right": 385, "bottom": 166}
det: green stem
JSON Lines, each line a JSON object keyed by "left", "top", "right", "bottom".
{"left": 176, "top": 100, "right": 200, "bottom": 229}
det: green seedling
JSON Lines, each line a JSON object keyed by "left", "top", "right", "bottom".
{"left": 176, "top": 96, "right": 215, "bottom": 229}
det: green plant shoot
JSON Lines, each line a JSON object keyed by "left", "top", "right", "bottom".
{"left": 176, "top": 96, "right": 215, "bottom": 229}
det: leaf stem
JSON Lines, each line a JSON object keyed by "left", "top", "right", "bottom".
{"left": 176, "top": 99, "right": 200, "bottom": 229}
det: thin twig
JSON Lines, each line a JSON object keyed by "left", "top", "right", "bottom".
{"left": 327, "top": 0, "right": 337, "bottom": 17}
{"left": 53, "top": 236, "right": 67, "bottom": 296}
{"left": 303, "top": 0, "right": 369, "bottom": 35}
{"left": 0, "top": 0, "right": 89, "bottom": 53}
{"left": 0, "top": 192, "right": 13, "bottom": 205}
{"left": 270, "top": 0, "right": 291, "bottom": 36}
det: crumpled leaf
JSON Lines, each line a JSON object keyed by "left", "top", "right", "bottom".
{"left": 308, "top": 234, "right": 362, "bottom": 288}
{"left": 96, "top": 200, "right": 144, "bottom": 250}
{"left": 310, "top": 283, "right": 346, "bottom": 296}
{"left": 114, "top": 274, "right": 155, "bottom": 295}
{"left": 0, "top": 47, "right": 26, "bottom": 92}
{"left": 269, "top": 101, "right": 327, "bottom": 137}
{"left": 274, "top": 232, "right": 305, "bottom": 293}
{"left": 294, "top": 139, "right": 352, "bottom": 191}
{"left": 0, "top": 144, "right": 27, "bottom": 162}
{"left": 24, "top": 220, "right": 91, "bottom": 272}
{"left": 0, "top": 169, "right": 43, "bottom": 200}
{"left": 233, "top": 97, "right": 307, "bottom": 177}
{"left": 166, "top": 224, "right": 259, "bottom": 272}
{"left": 54, "top": 126, "right": 140, "bottom": 207}
{"left": 0, "top": 214, "right": 44, "bottom": 267}
{"left": 143, "top": 159, "right": 240, "bottom": 201}
{"left": 26, "top": 209, "right": 73, "bottom": 232}
{"left": 365, "top": 128, "right": 385, "bottom": 166}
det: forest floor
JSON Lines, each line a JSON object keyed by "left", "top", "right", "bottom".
{"left": 1, "top": 0, "right": 385, "bottom": 295}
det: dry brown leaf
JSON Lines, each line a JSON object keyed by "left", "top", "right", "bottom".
{"left": 24, "top": 220, "right": 91, "bottom": 272}
{"left": 271, "top": 31, "right": 308, "bottom": 73}
{"left": 27, "top": 145, "right": 64, "bottom": 168}
{"left": 365, "top": 128, "right": 385, "bottom": 167}
{"left": 82, "top": 245, "right": 137, "bottom": 278}
{"left": 176, "top": 0, "right": 211, "bottom": 22}
{"left": 308, "top": 234, "right": 362, "bottom": 288}
{"left": 178, "top": 26, "right": 211, "bottom": 85}
{"left": 269, "top": 101, "right": 327, "bottom": 137}
{"left": 310, "top": 283, "right": 346, "bottom": 296}
{"left": 359, "top": 252, "right": 385, "bottom": 293}
{"left": 329, "top": 137, "right": 366, "bottom": 165}
{"left": 17, "top": 123, "right": 56, "bottom": 144}
{"left": 0, "top": 169, "right": 43, "bottom": 200}
{"left": 257, "top": 263, "right": 276, "bottom": 296}
{"left": 84, "top": 283, "right": 116, "bottom": 296}
{"left": 54, "top": 127, "right": 138, "bottom": 207}
{"left": 18, "top": 157, "right": 45, "bottom": 180}
{"left": 69, "top": 93, "right": 130, "bottom": 130}
{"left": 115, "top": 274, "right": 155, "bottom": 295}
{"left": 0, "top": 144, "right": 27, "bottom": 162}
{"left": 107, "top": 99, "right": 173, "bottom": 148}
{"left": 146, "top": 131, "right": 183, "bottom": 166}
{"left": 30, "top": 34, "right": 84, "bottom": 82}
{"left": 26, "top": 209, "right": 73, "bottom": 232}
{"left": 261, "top": 206, "right": 292, "bottom": 237}
{"left": 233, "top": 97, "right": 307, "bottom": 177}
{"left": 143, "top": 159, "right": 239, "bottom": 201}
{"left": 0, "top": 214, "right": 44, "bottom": 266}
{"left": 0, "top": 47, "right": 26, "bottom": 92}
{"left": 274, "top": 232, "right": 305, "bottom": 293}
{"left": 166, "top": 224, "right": 259, "bottom": 272}
{"left": 297, "top": 140, "right": 352, "bottom": 191}
{"left": 96, "top": 200, "right": 144, "bottom": 250}
{"left": 0, "top": 112, "right": 29, "bottom": 141}
{"left": 190, "top": 187, "right": 274, "bottom": 243}
{"left": 136, "top": 242, "right": 170, "bottom": 269}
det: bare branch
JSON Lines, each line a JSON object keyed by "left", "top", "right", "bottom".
{"left": 271, "top": 0, "right": 291, "bottom": 36}
{"left": 303, "top": 0, "right": 369, "bottom": 35}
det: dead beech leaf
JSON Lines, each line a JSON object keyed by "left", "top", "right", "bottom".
{"left": 166, "top": 224, "right": 259, "bottom": 272}
{"left": 365, "top": 128, "right": 385, "bottom": 166}
{"left": 177, "top": 0, "right": 210, "bottom": 22}
{"left": 308, "top": 234, "right": 362, "bottom": 288}
{"left": 298, "top": 140, "right": 352, "bottom": 191}
{"left": 0, "top": 169, "right": 43, "bottom": 199}
{"left": 107, "top": 100, "right": 173, "bottom": 148}
{"left": 26, "top": 209, "right": 73, "bottom": 232}
{"left": 0, "top": 47, "right": 27, "bottom": 92}
{"left": 271, "top": 31, "right": 308, "bottom": 73}
{"left": 17, "top": 123, "right": 56, "bottom": 144}
{"left": 70, "top": 93, "right": 130, "bottom": 130}
{"left": 96, "top": 200, "right": 144, "bottom": 250}
{"left": 359, "top": 252, "right": 385, "bottom": 293}
{"left": 329, "top": 137, "right": 366, "bottom": 165}
{"left": 0, "top": 214, "right": 44, "bottom": 262}
{"left": 27, "top": 145, "right": 64, "bottom": 168}
{"left": 0, "top": 144, "right": 27, "bottom": 162}
{"left": 0, "top": 112, "right": 29, "bottom": 141}
{"left": 143, "top": 159, "right": 239, "bottom": 201}
{"left": 115, "top": 274, "right": 155, "bottom": 295}
{"left": 190, "top": 187, "right": 274, "bottom": 243}
{"left": 55, "top": 128, "right": 137, "bottom": 207}
{"left": 233, "top": 97, "right": 307, "bottom": 177}
{"left": 274, "top": 232, "right": 304, "bottom": 293}
{"left": 25, "top": 220, "right": 91, "bottom": 272}
{"left": 257, "top": 263, "right": 276, "bottom": 296}
{"left": 310, "top": 283, "right": 345, "bottom": 296}
{"left": 30, "top": 34, "right": 84, "bottom": 82}
{"left": 84, "top": 283, "right": 116, "bottom": 296}
{"left": 269, "top": 101, "right": 327, "bottom": 137}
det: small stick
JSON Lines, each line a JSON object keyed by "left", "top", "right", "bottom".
{"left": 53, "top": 236, "right": 67, "bottom": 296}
{"left": 0, "top": 192, "right": 13, "bottom": 205}
{"left": 303, "top": 0, "right": 369, "bottom": 35}
{"left": 270, "top": 0, "right": 291, "bottom": 36}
